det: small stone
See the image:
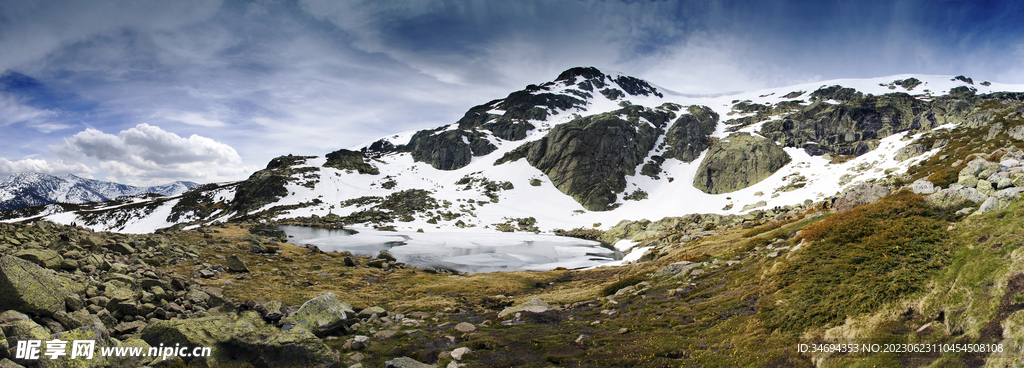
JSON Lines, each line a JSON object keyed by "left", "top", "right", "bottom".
{"left": 450, "top": 347, "right": 471, "bottom": 361}
{"left": 351, "top": 335, "right": 370, "bottom": 350}
{"left": 349, "top": 352, "right": 366, "bottom": 362}
{"left": 374, "top": 330, "right": 397, "bottom": 340}
{"left": 454, "top": 322, "right": 476, "bottom": 333}
{"left": 618, "top": 328, "right": 629, "bottom": 334}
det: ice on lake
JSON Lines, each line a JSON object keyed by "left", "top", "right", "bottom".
{"left": 278, "top": 225, "right": 622, "bottom": 273}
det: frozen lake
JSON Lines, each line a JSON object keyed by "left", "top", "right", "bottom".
{"left": 278, "top": 225, "right": 622, "bottom": 273}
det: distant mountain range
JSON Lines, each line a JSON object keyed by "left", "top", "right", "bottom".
{"left": 0, "top": 173, "right": 199, "bottom": 211}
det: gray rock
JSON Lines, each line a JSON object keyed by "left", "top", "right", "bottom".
{"left": 2, "top": 318, "right": 50, "bottom": 366}
{"left": 975, "top": 188, "right": 1020, "bottom": 214}
{"left": 285, "top": 293, "right": 354, "bottom": 337}
{"left": 376, "top": 250, "right": 397, "bottom": 262}
{"left": 0, "top": 255, "right": 73, "bottom": 318}
{"left": 12, "top": 249, "right": 63, "bottom": 270}
{"left": 108, "top": 242, "right": 136, "bottom": 255}
{"left": 926, "top": 187, "right": 989, "bottom": 208}
{"left": 225, "top": 255, "right": 249, "bottom": 273}
{"left": 450, "top": 347, "right": 471, "bottom": 361}
{"left": 454, "top": 322, "right": 476, "bottom": 333}
{"left": 141, "top": 312, "right": 340, "bottom": 368}
{"left": 498, "top": 298, "right": 552, "bottom": 318}
{"left": 654, "top": 261, "right": 700, "bottom": 277}
{"left": 895, "top": 143, "right": 928, "bottom": 162}
{"left": 343, "top": 257, "right": 358, "bottom": 267}
{"left": 351, "top": 335, "right": 370, "bottom": 350}
{"left": 976, "top": 179, "right": 995, "bottom": 196}
{"left": 834, "top": 183, "right": 889, "bottom": 212}
{"left": 693, "top": 133, "right": 791, "bottom": 194}
{"left": 358, "top": 306, "right": 386, "bottom": 319}
{"left": 0, "top": 359, "right": 21, "bottom": 368}
{"left": 911, "top": 179, "right": 936, "bottom": 195}
{"left": 741, "top": 200, "right": 768, "bottom": 212}
{"left": 386, "top": 356, "right": 437, "bottom": 368}
{"left": 53, "top": 310, "right": 101, "bottom": 330}
{"left": 1008, "top": 125, "right": 1024, "bottom": 141}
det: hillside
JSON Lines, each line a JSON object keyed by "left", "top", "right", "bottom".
{"left": 4, "top": 69, "right": 1022, "bottom": 242}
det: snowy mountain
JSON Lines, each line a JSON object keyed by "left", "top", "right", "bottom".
{"left": 0, "top": 173, "right": 199, "bottom": 211}
{"left": 6, "top": 68, "right": 1024, "bottom": 238}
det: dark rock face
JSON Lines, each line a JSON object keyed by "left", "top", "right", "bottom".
{"left": 232, "top": 155, "right": 316, "bottom": 214}
{"left": 760, "top": 93, "right": 927, "bottom": 156}
{"left": 693, "top": 133, "right": 791, "bottom": 194}
{"left": 523, "top": 106, "right": 672, "bottom": 210}
{"left": 663, "top": 105, "right": 719, "bottom": 162}
{"left": 323, "top": 149, "right": 379, "bottom": 175}
{"left": 405, "top": 129, "right": 496, "bottom": 171}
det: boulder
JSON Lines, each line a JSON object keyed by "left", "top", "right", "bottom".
{"left": 225, "top": 255, "right": 250, "bottom": 273}
{"left": 654, "top": 261, "right": 701, "bottom": 277}
{"left": 895, "top": 143, "right": 928, "bottom": 162}
{"left": 376, "top": 250, "right": 397, "bottom": 262}
{"left": 107, "top": 243, "right": 135, "bottom": 255}
{"left": 285, "top": 293, "right": 354, "bottom": 337}
{"left": 0, "top": 255, "right": 73, "bottom": 317}
{"left": 358, "top": 306, "right": 386, "bottom": 319}
{"left": 926, "top": 187, "right": 988, "bottom": 208}
{"left": 386, "top": 357, "right": 436, "bottom": 368}
{"left": 2, "top": 318, "right": 50, "bottom": 367}
{"left": 450, "top": 347, "right": 471, "bottom": 361}
{"left": 498, "top": 298, "right": 552, "bottom": 318}
{"left": 910, "top": 179, "right": 937, "bottom": 195}
{"left": 43, "top": 322, "right": 118, "bottom": 368}
{"left": 13, "top": 249, "right": 63, "bottom": 270}
{"left": 454, "top": 322, "right": 476, "bottom": 333}
{"left": 141, "top": 312, "right": 340, "bottom": 368}
{"left": 834, "top": 183, "right": 890, "bottom": 212}
{"left": 975, "top": 188, "right": 1021, "bottom": 214}
{"left": 693, "top": 133, "right": 791, "bottom": 194}
{"left": 53, "top": 310, "right": 101, "bottom": 331}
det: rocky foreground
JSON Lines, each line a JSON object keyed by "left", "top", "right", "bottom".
{"left": 3, "top": 159, "right": 1024, "bottom": 367}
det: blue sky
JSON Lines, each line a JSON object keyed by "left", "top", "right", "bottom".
{"left": 1, "top": 0, "right": 1022, "bottom": 185}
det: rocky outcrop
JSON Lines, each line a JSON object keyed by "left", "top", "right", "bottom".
{"left": 662, "top": 105, "right": 719, "bottom": 162}
{"left": 323, "top": 149, "right": 379, "bottom": 175}
{"left": 760, "top": 92, "right": 926, "bottom": 157}
{"left": 693, "top": 133, "right": 791, "bottom": 194}
{"left": 141, "top": 311, "right": 340, "bottom": 368}
{"left": 0, "top": 255, "right": 73, "bottom": 318}
{"left": 924, "top": 150, "right": 1024, "bottom": 214}
{"left": 284, "top": 293, "right": 354, "bottom": 337}
{"left": 404, "top": 129, "right": 496, "bottom": 171}
{"left": 232, "top": 155, "right": 318, "bottom": 214}
{"left": 521, "top": 106, "right": 671, "bottom": 210}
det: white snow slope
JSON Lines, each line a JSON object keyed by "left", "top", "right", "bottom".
{"left": 18, "top": 71, "right": 1024, "bottom": 240}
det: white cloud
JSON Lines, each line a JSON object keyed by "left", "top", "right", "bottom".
{"left": 51, "top": 123, "right": 249, "bottom": 184}
{"left": 0, "top": 157, "right": 93, "bottom": 176}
